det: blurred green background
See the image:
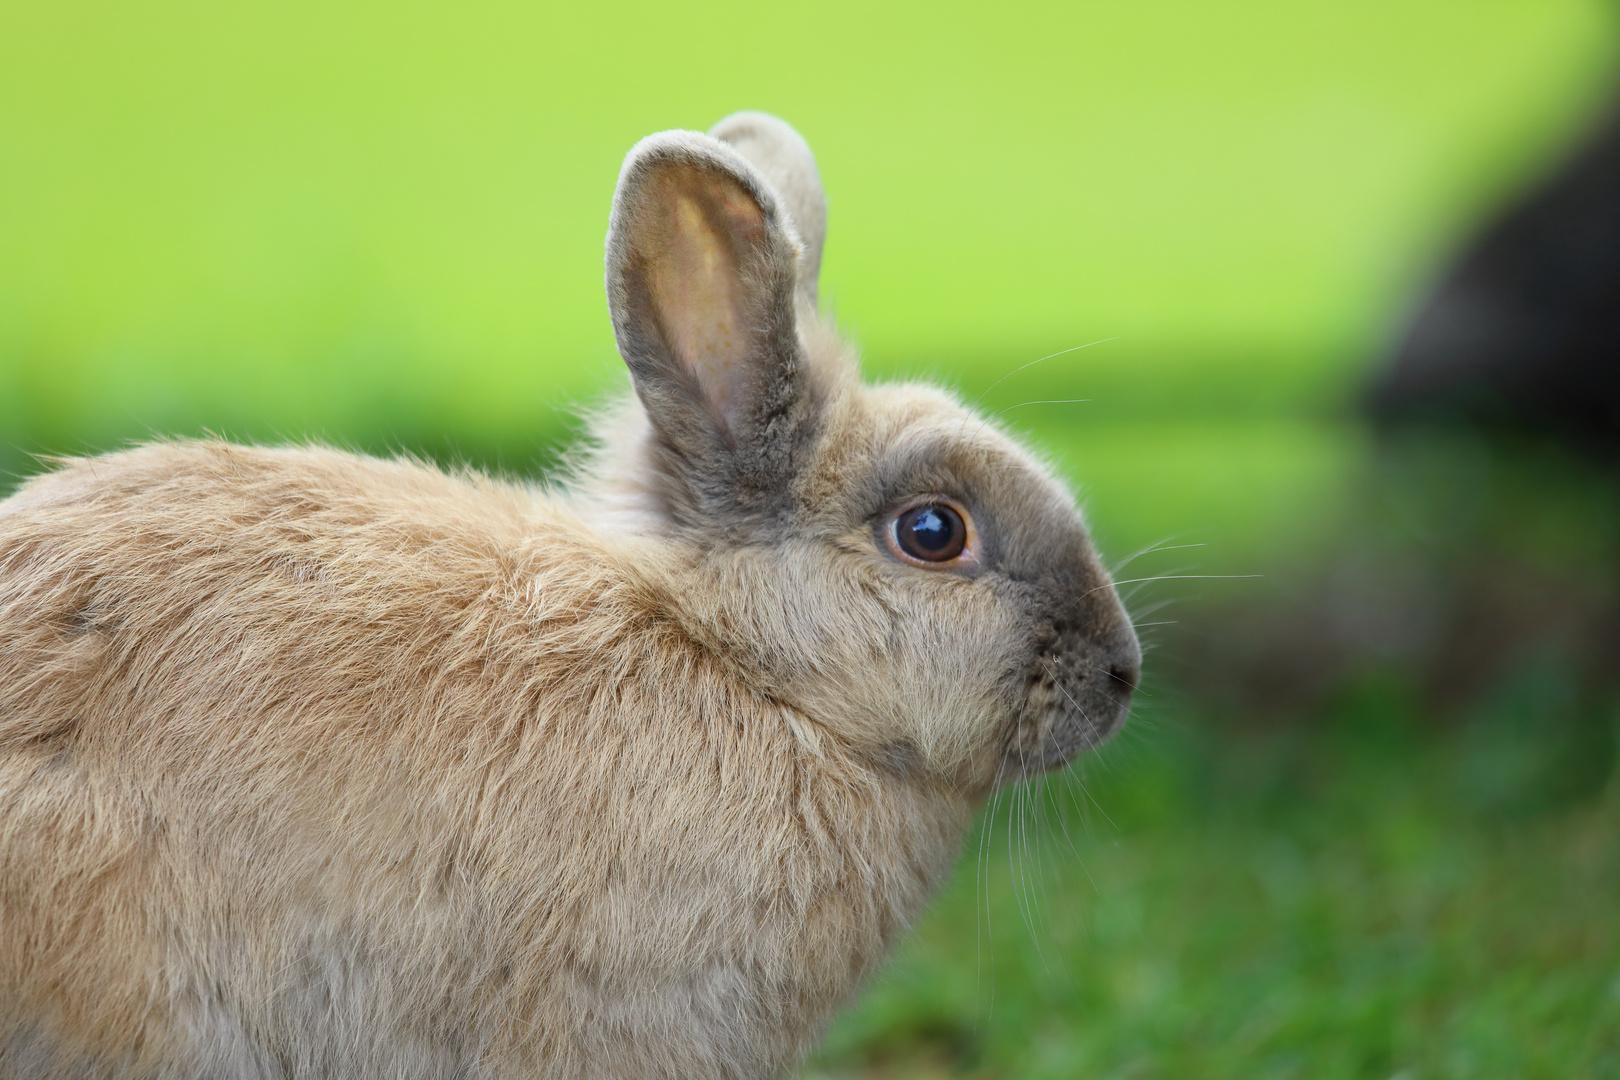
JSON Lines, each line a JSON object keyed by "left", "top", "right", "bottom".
{"left": 3, "top": 1, "right": 1619, "bottom": 1076}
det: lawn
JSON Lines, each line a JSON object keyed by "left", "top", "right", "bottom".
{"left": 804, "top": 686, "right": 1620, "bottom": 1078}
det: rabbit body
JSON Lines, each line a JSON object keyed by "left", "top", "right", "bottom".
{"left": 0, "top": 115, "right": 1138, "bottom": 1079}
{"left": 0, "top": 440, "right": 968, "bottom": 1079}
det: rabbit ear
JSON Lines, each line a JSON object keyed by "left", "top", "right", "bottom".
{"left": 708, "top": 112, "right": 827, "bottom": 304}
{"left": 605, "top": 130, "right": 815, "bottom": 520}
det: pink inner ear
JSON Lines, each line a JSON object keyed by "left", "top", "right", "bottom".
{"left": 644, "top": 172, "right": 768, "bottom": 431}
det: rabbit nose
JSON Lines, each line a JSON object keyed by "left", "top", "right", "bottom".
{"left": 1108, "top": 661, "right": 1140, "bottom": 694}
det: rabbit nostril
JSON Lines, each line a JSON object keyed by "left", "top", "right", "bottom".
{"left": 1108, "top": 664, "right": 1140, "bottom": 693}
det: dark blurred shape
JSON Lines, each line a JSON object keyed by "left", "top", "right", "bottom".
{"left": 1370, "top": 96, "right": 1620, "bottom": 457}
{"left": 1167, "top": 96, "right": 1620, "bottom": 811}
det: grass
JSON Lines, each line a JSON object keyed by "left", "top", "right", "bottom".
{"left": 4, "top": 0, "right": 1618, "bottom": 495}
{"left": 804, "top": 681, "right": 1620, "bottom": 1079}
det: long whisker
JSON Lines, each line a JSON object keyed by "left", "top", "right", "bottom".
{"left": 1011, "top": 745, "right": 1039, "bottom": 952}
{"left": 1126, "top": 597, "right": 1178, "bottom": 620}
{"left": 977, "top": 756, "right": 1010, "bottom": 1024}
{"left": 973, "top": 338, "right": 1118, "bottom": 406}
{"left": 1108, "top": 540, "right": 1207, "bottom": 577}
{"left": 995, "top": 398, "right": 1091, "bottom": 416}
{"left": 1087, "top": 573, "right": 1260, "bottom": 598}
{"left": 1043, "top": 660, "right": 1134, "bottom": 829}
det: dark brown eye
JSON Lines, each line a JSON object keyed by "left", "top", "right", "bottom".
{"left": 891, "top": 503, "right": 968, "bottom": 564}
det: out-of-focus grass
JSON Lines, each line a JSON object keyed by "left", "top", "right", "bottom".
{"left": 805, "top": 680, "right": 1620, "bottom": 1079}
{"left": 1029, "top": 416, "right": 1365, "bottom": 572}
{"left": 3, "top": 0, "right": 1617, "bottom": 534}
{"left": 1, "top": 1, "right": 1615, "bottom": 613}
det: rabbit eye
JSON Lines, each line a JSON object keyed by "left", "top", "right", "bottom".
{"left": 887, "top": 501, "right": 972, "bottom": 567}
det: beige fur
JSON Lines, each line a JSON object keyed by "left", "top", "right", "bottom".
{"left": 0, "top": 116, "right": 1138, "bottom": 1079}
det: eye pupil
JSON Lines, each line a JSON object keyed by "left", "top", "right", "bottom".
{"left": 896, "top": 503, "right": 967, "bottom": 563}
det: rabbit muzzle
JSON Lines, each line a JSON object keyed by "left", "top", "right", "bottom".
{"left": 1003, "top": 609, "right": 1140, "bottom": 779}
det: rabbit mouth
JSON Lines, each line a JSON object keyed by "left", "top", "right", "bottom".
{"left": 1002, "top": 649, "right": 1135, "bottom": 778}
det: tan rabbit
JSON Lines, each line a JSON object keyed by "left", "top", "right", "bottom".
{"left": 0, "top": 113, "right": 1139, "bottom": 1079}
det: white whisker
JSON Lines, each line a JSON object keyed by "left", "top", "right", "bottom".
{"left": 1087, "top": 573, "right": 1260, "bottom": 598}
{"left": 973, "top": 338, "right": 1118, "bottom": 406}
{"left": 1109, "top": 539, "right": 1206, "bottom": 577}
{"left": 995, "top": 398, "right": 1091, "bottom": 416}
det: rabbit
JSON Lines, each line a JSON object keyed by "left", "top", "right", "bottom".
{"left": 0, "top": 112, "right": 1140, "bottom": 1080}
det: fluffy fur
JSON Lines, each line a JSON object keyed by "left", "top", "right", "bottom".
{"left": 0, "top": 114, "right": 1139, "bottom": 1079}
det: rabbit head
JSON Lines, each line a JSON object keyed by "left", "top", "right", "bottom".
{"left": 589, "top": 113, "right": 1139, "bottom": 790}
